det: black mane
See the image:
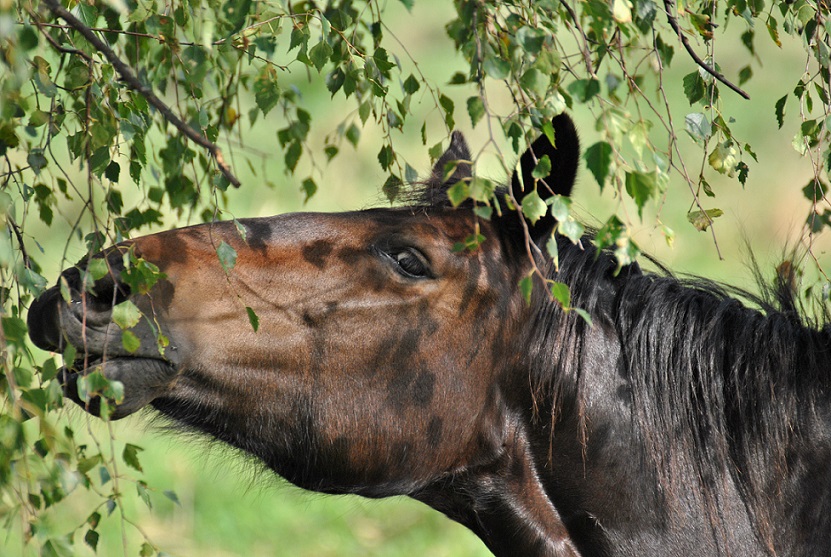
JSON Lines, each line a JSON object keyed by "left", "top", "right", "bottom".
{"left": 538, "top": 232, "right": 831, "bottom": 548}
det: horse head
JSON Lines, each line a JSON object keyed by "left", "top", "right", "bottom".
{"left": 28, "top": 115, "right": 582, "bottom": 556}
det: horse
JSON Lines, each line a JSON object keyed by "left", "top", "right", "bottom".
{"left": 27, "top": 113, "right": 831, "bottom": 556}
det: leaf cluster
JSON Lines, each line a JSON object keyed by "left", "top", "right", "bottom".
{"left": 0, "top": 0, "right": 830, "bottom": 554}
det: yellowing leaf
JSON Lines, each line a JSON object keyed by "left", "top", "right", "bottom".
{"left": 613, "top": 0, "right": 633, "bottom": 23}
{"left": 687, "top": 208, "right": 724, "bottom": 231}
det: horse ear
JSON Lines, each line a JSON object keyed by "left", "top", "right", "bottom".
{"left": 508, "top": 113, "right": 580, "bottom": 242}
{"left": 430, "top": 131, "right": 472, "bottom": 186}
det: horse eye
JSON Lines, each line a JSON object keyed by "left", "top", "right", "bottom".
{"left": 390, "top": 249, "right": 431, "bottom": 279}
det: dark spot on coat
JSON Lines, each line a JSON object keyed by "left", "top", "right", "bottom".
{"left": 386, "top": 365, "right": 436, "bottom": 412}
{"left": 412, "top": 370, "right": 436, "bottom": 407}
{"left": 302, "top": 240, "right": 334, "bottom": 268}
{"left": 240, "top": 219, "right": 273, "bottom": 252}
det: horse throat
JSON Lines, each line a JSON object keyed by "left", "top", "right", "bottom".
{"left": 413, "top": 418, "right": 581, "bottom": 557}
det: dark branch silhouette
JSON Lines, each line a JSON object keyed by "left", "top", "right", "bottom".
{"left": 663, "top": 0, "right": 751, "bottom": 100}
{"left": 41, "top": 0, "right": 242, "bottom": 187}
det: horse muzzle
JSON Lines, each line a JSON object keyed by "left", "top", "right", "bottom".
{"left": 28, "top": 263, "right": 180, "bottom": 420}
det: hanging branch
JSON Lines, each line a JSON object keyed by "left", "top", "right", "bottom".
{"left": 40, "top": 0, "right": 242, "bottom": 187}
{"left": 663, "top": 0, "right": 750, "bottom": 100}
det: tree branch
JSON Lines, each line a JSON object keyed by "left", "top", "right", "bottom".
{"left": 663, "top": 0, "right": 750, "bottom": 100}
{"left": 41, "top": 0, "right": 242, "bottom": 187}
{"left": 557, "top": 0, "right": 594, "bottom": 76}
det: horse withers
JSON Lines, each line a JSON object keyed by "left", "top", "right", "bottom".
{"left": 27, "top": 113, "right": 831, "bottom": 556}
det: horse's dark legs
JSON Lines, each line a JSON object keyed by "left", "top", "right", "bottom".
{"left": 416, "top": 420, "right": 580, "bottom": 557}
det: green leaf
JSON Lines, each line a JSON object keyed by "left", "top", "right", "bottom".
{"left": 42, "top": 538, "right": 73, "bottom": 557}
{"left": 687, "top": 208, "right": 724, "bottom": 231}
{"left": 163, "top": 490, "right": 182, "bottom": 505}
{"left": 532, "top": 155, "right": 552, "bottom": 179}
{"left": 549, "top": 195, "right": 571, "bottom": 221}
{"left": 372, "top": 48, "right": 396, "bottom": 73}
{"left": 112, "top": 300, "right": 141, "bottom": 329}
{"left": 41, "top": 357, "right": 58, "bottom": 381}
{"left": 27, "top": 149, "right": 48, "bottom": 175}
{"left": 546, "top": 235, "right": 559, "bottom": 270}
{"left": 121, "top": 330, "right": 141, "bottom": 353}
{"left": 520, "top": 68, "right": 549, "bottom": 98}
{"left": 309, "top": 40, "right": 333, "bottom": 71}
{"left": 245, "top": 306, "right": 259, "bottom": 332}
{"left": 685, "top": 113, "right": 711, "bottom": 142}
{"left": 254, "top": 69, "right": 280, "bottom": 116}
{"left": 737, "top": 162, "right": 749, "bottom": 186}
{"left": 774, "top": 95, "right": 787, "bottom": 129}
{"left": 559, "top": 219, "right": 584, "bottom": 243}
{"left": 624, "top": 170, "right": 659, "bottom": 217}
{"left": 708, "top": 141, "right": 739, "bottom": 175}
{"left": 683, "top": 71, "right": 705, "bottom": 104}
{"left": 521, "top": 190, "right": 548, "bottom": 224}
{"left": 549, "top": 281, "right": 570, "bottom": 309}
{"left": 18, "top": 25, "right": 39, "bottom": 50}
{"left": 104, "top": 161, "right": 120, "bottom": 183}
{"left": 378, "top": 144, "right": 394, "bottom": 171}
{"left": 78, "top": 455, "right": 102, "bottom": 475}
{"left": 483, "top": 55, "right": 510, "bottom": 79}
{"left": 583, "top": 141, "right": 612, "bottom": 190}
{"left": 289, "top": 24, "right": 309, "bottom": 51}
{"left": 216, "top": 241, "right": 237, "bottom": 272}
{"left": 88, "top": 147, "right": 111, "bottom": 178}
{"left": 122, "top": 443, "right": 144, "bottom": 472}
{"left": 403, "top": 74, "right": 420, "bottom": 94}
{"left": 84, "top": 529, "right": 99, "bottom": 552}
{"left": 439, "top": 94, "right": 454, "bottom": 129}
{"left": 33, "top": 56, "right": 57, "bottom": 98}
{"left": 446, "top": 181, "right": 469, "bottom": 206}
{"left": 474, "top": 205, "right": 493, "bottom": 220}
{"left": 87, "top": 511, "right": 101, "bottom": 529}
{"left": 466, "top": 96, "right": 485, "bottom": 127}
{"left": 469, "top": 177, "right": 494, "bottom": 202}
{"left": 738, "top": 65, "right": 752, "bottom": 85}
{"left": 383, "top": 175, "right": 402, "bottom": 203}
{"left": 573, "top": 308, "right": 593, "bottom": 326}
{"left": 222, "top": 0, "right": 252, "bottom": 35}
{"left": 301, "top": 178, "right": 317, "bottom": 202}
{"left": 567, "top": 78, "right": 600, "bottom": 103}
{"left": 519, "top": 274, "right": 533, "bottom": 305}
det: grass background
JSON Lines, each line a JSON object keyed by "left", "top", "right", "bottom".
{"left": 8, "top": 1, "right": 830, "bottom": 556}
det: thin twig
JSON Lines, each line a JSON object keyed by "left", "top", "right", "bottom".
{"left": 31, "top": 16, "right": 92, "bottom": 61}
{"left": 557, "top": 0, "right": 594, "bottom": 76}
{"left": 7, "top": 216, "right": 30, "bottom": 270}
{"left": 663, "top": 0, "right": 750, "bottom": 100}
{"left": 40, "top": 0, "right": 241, "bottom": 187}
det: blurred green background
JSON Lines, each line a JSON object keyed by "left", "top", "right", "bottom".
{"left": 10, "top": 0, "right": 830, "bottom": 556}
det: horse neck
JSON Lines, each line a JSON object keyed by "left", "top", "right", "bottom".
{"left": 612, "top": 277, "right": 831, "bottom": 553}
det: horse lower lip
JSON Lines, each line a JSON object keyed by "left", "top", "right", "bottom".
{"left": 57, "top": 356, "right": 179, "bottom": 420}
